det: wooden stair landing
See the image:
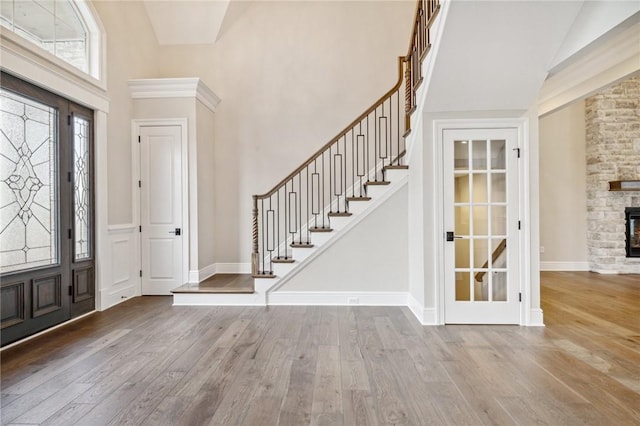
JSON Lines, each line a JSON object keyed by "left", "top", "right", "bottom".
{"left": 171, "top": 274, "right": 254, "bottom": 294}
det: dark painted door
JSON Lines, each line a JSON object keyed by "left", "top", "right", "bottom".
{"left": 1, "top": 72, "right": 95, "bottom": 346}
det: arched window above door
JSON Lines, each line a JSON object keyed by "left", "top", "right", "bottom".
{"left": 0, "top": 0, "right": 102, "bottom": 80}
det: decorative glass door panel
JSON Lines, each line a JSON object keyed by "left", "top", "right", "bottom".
{"left": 444, "top": 128, "right": 520, "bottom": 324}
{"left": 0, "top": 89, "right": 58, "bottom": 274}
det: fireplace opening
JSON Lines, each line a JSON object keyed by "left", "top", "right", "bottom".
{"left": 625, "top": 207, "right": 640, "bottom": 258}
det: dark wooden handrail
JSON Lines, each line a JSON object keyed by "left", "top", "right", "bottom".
{"left": 251, "top": 0, "right": 441, "bottom": 276}
{"left": 475, "top": 239, "right": 507, "bottom": 282}
{"left": 255, "top": 56, "right": 407, "bottom": 200}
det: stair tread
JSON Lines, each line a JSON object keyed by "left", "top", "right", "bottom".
{"left": 310, "top": 227, "right": 333, "bottom": 232}
{"left": 346, "top": 196, "right": 372, "bottom": 201}
{"left": 291, "top": 242, "right": 314, "bottom": 248}
{"left": 384, "top": 165, "right": 409, "bottom": 170}
{"left": 171, "top": 274, "right": 254, "bottom": 293}
{"left": 328, "top": 212, "right": 352, "bottom": 217}
{"left": 365, "top": 180, "right": 390, "bottom": 186}
{"left": 272, "top": 257, "right": 295, "bottom": 263}
{"left": 252, "top": 273, "right": 276, "bottom": 278}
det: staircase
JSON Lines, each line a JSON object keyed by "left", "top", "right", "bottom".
{"left": 173, "top": 0, "right": 440, "bottom": 306}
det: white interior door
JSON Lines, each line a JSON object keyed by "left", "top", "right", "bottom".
{"left": 140, "top": 125, "right": 183, "bottom": 295}
{"left": 443, "top": 128, "right": 520, "bottom": 324}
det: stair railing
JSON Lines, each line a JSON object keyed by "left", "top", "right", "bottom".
{"left": 405, "top": 0, "right": 440, "bottom": 132}
{"left": 252, "top": 0, "right": 440, "bottom": 277}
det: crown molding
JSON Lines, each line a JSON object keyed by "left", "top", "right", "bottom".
{"left": 538, "top": 21, "right": 640, "bottom": 117}
{"left": 128, "top": 78, "right": 221, "bottom": 112}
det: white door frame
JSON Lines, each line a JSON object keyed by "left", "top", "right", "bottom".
{"left": 132, "top": 119, "right": 190, "bottom": 291}
{"left": 434, "top": 118, "right": 530, "bottom": 325}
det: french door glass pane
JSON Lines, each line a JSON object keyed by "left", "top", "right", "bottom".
{"left": 472, "top": 139, "right": 487, "bottom": 169}
{"left": 73, "top": 116, "right": 90, "bottom": 260}
{"left": 454, "top": 138, "right": 509, "bottom": 304}
{"left": 455, "top": 271, "right": 470, "bottom": 301}
{"left": 0, "top": 89, "right": 58, "bottom": 273}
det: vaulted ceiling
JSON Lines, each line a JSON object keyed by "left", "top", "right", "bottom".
{"left": 142, "top": 0, "right": 251, "bottom": 45}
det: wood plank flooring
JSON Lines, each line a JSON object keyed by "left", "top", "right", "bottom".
{"left": 1, "top": 271, "right": 639, "bottom": 425}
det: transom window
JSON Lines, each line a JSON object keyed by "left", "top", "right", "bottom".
{"left": 0, "top": 0, "right": 100, "bottom": 78}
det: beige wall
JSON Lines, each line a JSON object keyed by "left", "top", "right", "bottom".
{"left": 539, "top": 100, "right": 588, "bottom": 264}
{"left": 92, "top": 1, "right": 162, "bottom": 225}
{"left": 279, "top": 185, "right": 408, "bottom": 292}
{"left": 157, "top": 1, "right": 415, "bottom": 264}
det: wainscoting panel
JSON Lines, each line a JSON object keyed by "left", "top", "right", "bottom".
{"left": 103, "top": 225, "right": 140, "bottom": 309}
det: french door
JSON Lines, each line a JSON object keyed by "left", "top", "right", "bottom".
{"left": 0, "top": 72, "right": 95, "bottom": 346}
{"left": 443, "top": 128, "right": 520, "bottom": 324}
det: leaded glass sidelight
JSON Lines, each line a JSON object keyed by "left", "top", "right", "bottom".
{"left": 0, "top": 89, "right": 58, "bottom": 274}
{"left": 73, "top": 116, "right": 90, "bottom": 260}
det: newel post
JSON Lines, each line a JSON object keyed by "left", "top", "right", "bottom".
{"left": 252, "top": 195, "right": 259, "bottom": 276}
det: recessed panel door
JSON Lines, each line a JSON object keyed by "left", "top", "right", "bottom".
{"left": 140, "top": 126, "right": 183, "bottom": 295}
{"left": 443, "top": 128, "right": 520, "bottom": 324}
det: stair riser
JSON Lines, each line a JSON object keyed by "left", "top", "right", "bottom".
{"left": 328, "top": 216, "right": 352, "bottom": 231}
{"left": 310, "top": 231, "right": 333, "bottom": 247}
{"left": 273, "top": 262, "right": 296, "bottom": 276}
{"left": 384, "top": 169, "right": 409, "bottom": 182}
{"left": 365, "top": 185, "right": 390, "bottom": 199}
{"left": 347, "top": 201, "right": 370, "bottom": 215}
{"left": 292, "top": 247, "right": 315, "bottom": 261}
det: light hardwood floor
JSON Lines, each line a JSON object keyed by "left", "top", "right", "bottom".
{"left": 1, "top": 272, "right": 639, "bottom": 425}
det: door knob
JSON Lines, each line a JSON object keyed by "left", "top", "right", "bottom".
{"left": 169, "top": 228, "right": 181, "bottom": 236}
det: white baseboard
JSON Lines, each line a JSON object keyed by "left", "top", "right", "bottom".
{"left": 527, "top": 308, "right": 545, "bottom": 326}
{"left": 268, "top": 291, "right": 407, "bottom": 306}
{"left": 407, "top": 294, "right": 439, "bottom": 325}
{"left": 215, "top": 263, "right": 251, "bottom": 274}
{"left": 421, "top": 308, "right": 438, "bottom": 325}
{"left": 198, "top": 263, "right": 217, "bottom": 281}
{"left": 189, "top": 263, "right": 252, "bottom": 284}
{"left": 540, "top": 261, "right": 589, "bottom": 271}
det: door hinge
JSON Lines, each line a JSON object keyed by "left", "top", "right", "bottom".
{"left": 513, "top": 147, "right": 520, "bottom": 158}
{"left": 67, "top": 171, "right": 72, "bottom": 182}
{"left": 519, "top": 292, "right": 522, "bottom": 302}
{"left": 68, "top": 229, "right": 72, "bottom": 239}
{"left": 138, "top": 135, "right": 141, "bottom": 143}
{"left": 518, "top": 220, "right": 521, "bottom": 230}
{"left": 67, "top": 115, "right": 71, "bottom": 126}
{"left": 139, "top": 225, "right": 142, "bottom": 232}
{"left": 69, "top": 286, "right": 73, "bottom": 296}
{"left": 138, "top": 180, "right": 141, "bottom": 188}
{"left": 139, "top": 270, "right": 142, "bottom": 277}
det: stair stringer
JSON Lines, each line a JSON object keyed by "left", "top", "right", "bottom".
{"left": 263, "top": 170, "right": 408, "bottom": 302}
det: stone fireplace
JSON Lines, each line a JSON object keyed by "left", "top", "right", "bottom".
{"left": 626, "top": 207, "right": 640, "bottom": 258}
{"left": 585, "top": 75, "right": 640, "bottom": 274}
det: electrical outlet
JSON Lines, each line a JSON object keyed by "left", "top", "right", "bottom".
{"left": 540, "top": 246, "right": 545, "bottom": 254}
{"left": 348, "top": 297, "right": 359, "bottom": 305}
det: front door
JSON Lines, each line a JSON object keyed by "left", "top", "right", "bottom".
{"left": 1, "top": 73, "right": 95, "bottom": 346}
{"left": 443, "top": 128, "right": 520, "bottom": 324}
{"left": 139, "top": 125, "right": 183, "bottom": 295}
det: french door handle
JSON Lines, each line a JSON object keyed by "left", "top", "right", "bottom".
{"left": 169, "top": 228, "right": 181, "bottom": 236}
{"left": 446, "top": 232, "right": 463, "bottom": 241}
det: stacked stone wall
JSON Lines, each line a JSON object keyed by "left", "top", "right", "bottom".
{"left": 585, "top": 75, "right": 640, "bottom": 273}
